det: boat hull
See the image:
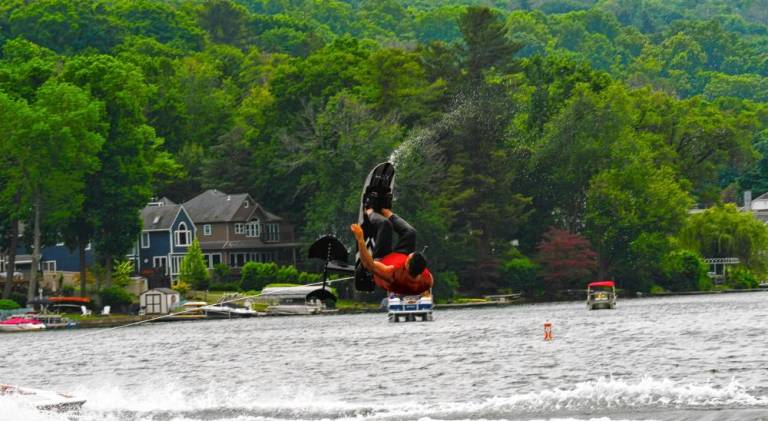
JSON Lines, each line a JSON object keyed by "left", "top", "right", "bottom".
{"left": 0, "top": 384, "right": 85, "bottom": 412}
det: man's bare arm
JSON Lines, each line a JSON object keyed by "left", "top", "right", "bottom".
{"left": 350, "top": 223, "right": 392, "bottom": 280}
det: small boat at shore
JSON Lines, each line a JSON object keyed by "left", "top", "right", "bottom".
{"left": 0, "top": 316, "right": 46, "bottom": 332}
{"left": 0, "top": 384, "right": 85, "bottom": 412}
{"left": 204, "top": 304, "right": 258, "bottom": 318}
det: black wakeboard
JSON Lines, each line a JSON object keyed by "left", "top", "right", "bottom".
{"left": 355, "top": 162, "right": 395, "bottom": 291}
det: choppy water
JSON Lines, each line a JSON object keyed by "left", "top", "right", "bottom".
{"left": 3, "top": 292, "right": 768, "bottom": 421}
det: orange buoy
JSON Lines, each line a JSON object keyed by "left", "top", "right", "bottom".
{"left": 544, "top": 322, "right": 553, "bottom": 341}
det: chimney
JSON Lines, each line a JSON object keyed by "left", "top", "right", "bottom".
{"left": 744, "top": 190, "right": 752, "bottom": 211}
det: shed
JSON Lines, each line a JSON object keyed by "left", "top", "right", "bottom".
{"left": 139, "top": 288, "right": 180, "bottom": 314}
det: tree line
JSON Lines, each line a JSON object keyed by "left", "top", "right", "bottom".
{"left": 2, "top": 0, "right": 768, "bottom": 302}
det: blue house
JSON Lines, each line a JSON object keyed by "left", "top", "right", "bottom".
{"left": 127, "top": 198, "right": 196, "bottom": 282}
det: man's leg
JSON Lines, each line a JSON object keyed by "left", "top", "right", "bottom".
{"left": 367, "top": 211, "right": 393, "bottom": 259}
{"left": 389, "top": 213, "right": 417, "bottom": 254}
{"left": 355, "top": 210, "right": 393, "bottom": 292}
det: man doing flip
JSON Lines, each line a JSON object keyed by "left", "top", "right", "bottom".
{"left": 350, "top": 205, "right": 433, "bottom": 296}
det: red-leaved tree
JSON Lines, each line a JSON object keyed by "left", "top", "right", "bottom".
{"left": 536, "top": 227, "right": 598, "bottom": 293}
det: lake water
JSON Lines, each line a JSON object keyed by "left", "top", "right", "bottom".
{"left": 2, "top": 292, "right": 768, "bottom": 421}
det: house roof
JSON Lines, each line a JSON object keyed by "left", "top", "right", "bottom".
{"left": 753, "top": 192, "right": 768, "bottom": 201}
{"left": 141, "top": 202, "right": 183, "bottom": 231}
{"left": 183, "top": 189, "right": 282, "bottom": 223}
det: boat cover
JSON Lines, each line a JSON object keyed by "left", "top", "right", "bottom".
{"left": 587, "top": 280, "right": 615, "bottom": 288}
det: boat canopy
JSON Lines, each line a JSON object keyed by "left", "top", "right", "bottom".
{"left": 587, "top": 280, "right": 615, "bottom": 288}
{"left": 259, "top": 286, "right": 336, "bottom": 302}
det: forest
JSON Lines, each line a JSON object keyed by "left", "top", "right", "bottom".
{"left": 2, "top": 0, "right": 768, "bottom": 301}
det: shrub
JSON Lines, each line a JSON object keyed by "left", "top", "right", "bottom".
{"left": 9, "top": 292, "right": 27, "bottom": 307}
{"left": 298, "top": 272, "right": 320, "bottom": 284}
{"left": 112, "top": 260, "right": 134, "bottom": 288}
{"left": 173, "top": 280, "right": 190, "bottom": 295}
{"left": 501, "top": 257, "right": 541, "bottom": 296}
{"left": 212, "top": 263, "right": 231, "bottom": 284}
{"left": 99, "top": 286, "right": 134, "bottom": 307}
{"left": 726, "top": 267, "right": 758, "bottom": 289}
{"left": 432, "top": 271, "right": 459, "bottom": 300}
{"left": 649, "top": 284, "right": 667, "bottom": 294}
{"left": 276, "top": 265, "right": 299, "bottom": 283}
{"left": 0, "top": 299, "right": 20, "bottom": 310}
{"left": 660, "top": 249, "right": 708, "bottom": 291}
{"left": 241, "top": 262, "right": 278, "bottom": 291}
{"left": 61, "top": 284, "right": 76, "bottom": 295}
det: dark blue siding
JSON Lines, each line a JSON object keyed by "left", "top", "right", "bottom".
{"left": 138, "top": 231, "right": 172, "bottom": 272}
{"left": 42, "top": 245, "right": 94, "bottom": 272}
{"left": 170, "top": 209, "right": 196, "bottom": 254}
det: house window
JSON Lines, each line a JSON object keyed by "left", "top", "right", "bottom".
{"left": 244, "top": 200, "right": 249, "bottom": 208}
{"left": 246, "top": 220, "right": 261, "bottom": 238}
{"left": 170, "top": 256, "right": 184, "bottom": 275}
{"left": 255, "top": 251, "right": 276, "bottom": 262}
{"left": 203, "top": 253, "right": 222, "bottom": 269}
{"left": 0, "top": 259, "right": 5, "bottom": 273}
{"left": 141, "top": 232, "right": 150, "bottom": 248}
{"left": 265, "top": 223, "right": 280, "bottom": 242}
{"left": 229, "top": 253, "right": 249, "bottom": 268}
{"left": 235, "top": 223, "right": 244, "bottom": 234}
{"left": 203, "top": 224, "right": 212, "bottom": 236}
{"left": 153, "top": 256, "right": 168, "bottom": 274}
{"left": 175, "top": 222, "right": 191, "bottom": 246}
{"left": 85, "top": 242, "right": 92, "bottom": 251}
{"left": 42, "top": 261, "right": 57, "bottom": 272}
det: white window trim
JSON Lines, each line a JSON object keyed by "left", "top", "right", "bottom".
{"left": 266, "top": 223, "right": 280, "bottom": 242}
{"left": 141, "top": 232, "right": 150, "bottom": 248}
{"left": 203, "top": 224, "right": 212, "bottom": 236}
{"left": 175, "top": 222, "right": 191, "bottom": 247}
{"left": 235, "top": 223, "right": 244, "bottom": 234}
{"left": 203, "top": 253, "right": 223, "bottom": 269}
{"left": 42, "top": 261, "right": 56, "bottom": 272}
{"left": 153, "top": 256, "right": 168, "bottom": 275}
{"left": 170, "top": 255, "right": 184, "bottom": 276}
{"left": 246, "top": 220, "right": 261, "bottom": 238}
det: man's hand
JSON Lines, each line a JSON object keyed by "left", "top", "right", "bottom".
{"left": 350, "top": 223, "right": 364, "bottom": 241}
{"left": 381, "top": 208, "right": 393, "bottom": 218}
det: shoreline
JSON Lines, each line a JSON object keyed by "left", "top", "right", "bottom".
{"left": 33, "top": 288, "right": 768, "bottom": 330}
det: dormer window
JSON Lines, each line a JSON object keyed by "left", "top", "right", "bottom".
{"left": 153, "top": 216, "right": 160, "bottom": 225}
{"left": 175, "top": 222, "right": 191, "bottom": 246}
{"left": 244, "top": 200, "right": 249, "bottom": 208}
{"left": 245, "top": 220, "right": 260, "bottom": 238}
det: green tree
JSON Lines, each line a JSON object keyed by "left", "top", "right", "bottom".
{"left": 679, "top": 203, "right": 768, "bottom": 273}
{"left": 61, "top": 54, "right": 171, "bottom": 286}
{"left": 458, "top": 6, "right": 522, "bottom": 82}
{"left": 660, "top": 249, "right": 709, "bottom": 291}
{"left": 180, "top": 238, "right": 209, "bottom": 290}
{"left": 0, "top": 82, "right": 104, "bottom": 302}
{"left": 586, "top": 154, "right": 692, "bottom": 291}
{"left": 197, "top": 0, "right": 248, "bottom": 46}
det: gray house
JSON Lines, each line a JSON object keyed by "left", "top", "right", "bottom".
{"left": 183, "top": 190, "right": 300, "bottom": 274}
